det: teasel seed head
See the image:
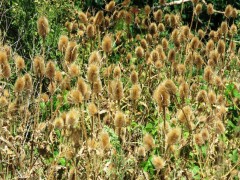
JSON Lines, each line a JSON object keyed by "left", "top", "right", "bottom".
{"left": 143, "top": 133, "right": 155, "bottom": 151}
{"left": 166, "top": 127, "right": 181, "bottom": 146}
{"left": 137, "top": 146, "right": 146, "bottom": 157}
{"left": 88, "top": 102, "right": 98, "bottom": 116}
{"left": 204, "top": 66, "right": 214, "bottom": 84}
{"left": 94, "top": 11, "right": 104, "bottom": 26}
{"left": 221, "top": 21, "right": 228, "bottom": 34}
{"left": 177, "top": 106, "right": 192, "bottom": 123}
{"left": 0, "top": 51, "right": 7, "bottom": 65}
{"left": 158, "top": 23, "right": 165, "bottom": 32}
{"left": 66, "top": 108, "right": 79, "bottom": 127}
{"left": 154, "top": 10, "right": 163, "bottom": 22}
{"left": 100, "top": 131, "right": 111, "bottom": 149}
{"left": 113, "top": 65, "right": 121, "bottom": 79}
{"left": 0, "top": 96, "right": 8, "bottom": 107}
{"left": 232, "top": 8, "right": 238, "bottom": 18}
{"left": 207, "top": 3, "right": 214, "bottom": 15}
{"left": 163, "top": 79, "right": 177, "bottom": 96}
{"left": 48, "top": 82, "right": 56, "bottom": 95}
{"left": 168, "top": 49, "right": 176, "bottom": 63}
{"left": 78, "top": 12, "right": 88, "bottom": 24}
{"left": 198, "top": 29, "right": 205, "bottom": 39}
{"left": 144, "top": 5, "right": 151, "bottom": 16}
{"left": 206, "top": 39, "right": 215, "bottom": 54}
{"left": 86, "top": 24, "right": 95, "bottom": 38}
{"left": 140, "top": 39, "right": 148, "bottom": 49}
{"left": 170, "top": 14, "right": 177, "bottom": 27}
{"left": 37, "top": 16, "right": 50, "bottom": 39}
{"left": 14, "top": 55, "right": 25, "bottom": 71}
{"left": 194, "top": 133, "right": 204, "bottom": 146}
{"left": 14, "top": 76, "right": 25, "bottom": 93}
{"left": 152, "top": 156, "right": 165, "bottom": 170}
{"left": 105, "top": 1, "right": 115, "bottom": 12}
{"left": 46, "top": 61, "right": 55, "bottom": 80}
{"left": 54, "top": 117, "right": 64, "bottom": 129}
{"left": 208, "top": 90, "right": 216, "bottom": 105}
{"left": 215, "top": 120, "right": 225, "bottom": 134}
{"left": 149, "top": 23, "right": 157, "bottom": 35}
{"left": 193, "top": 52, "right": 204, "bottom": 69}
{"left": 230, "top": 24, "right": 238, "bottom": 35}
{"left": 77, "top": 77, "right": 87, "bottom": 97}
{"left": 112, "top": 80, "right": 124, "bottom": 101}
{"left": 153, "top": 84, "right": 170, "bottom": 108}
{"left": 102, "top": 35, "right": 112, "bottom": 53}
{"left": 24, "top": 73, "right": 33, "bottom": 93}
{"left": 58, "top": 35, "right": 68, "bottom": 53}
{"left": 61, "top": 76, "right": 71, "bottom": 91}
{"left": 33, "top": 56, "right": 45, "bottom": 77}
{"left": 87, "top": 64, "right": 99, "bottom": 83}
{"left": 195, "top": 3, "right": 202, "bottom": 15}
{"left": 54, "top": 71, "right": 63, "bottom": 84}
{"left": 176, "top": 64, "right": 186, "bottom": 76}
{"left": 114, "top": 111, "right": 125, "bottom": 128}
{"left": 159, "top": 0, "right": 166, "bottom": 5}
{"left": 65, "top": 41, "right": 78, "bottom": 63}
{"left": 190, "top": 37, "right": 199, "bottom": 50}
{"left": 135, "top": 46, "right": 144, "bottom": 59}
{"left": 224, "top": 5, "right": 233, "bottom": 18}
{"left": 196, "top": 90, "right": 208, "bottom": 104}
{"left": 130, "top": 70, "right": 138, "bottom": 84}
{"left": 89, "top": 51, "right": 101, "bottom": 65}
{"left": 217, "top": 39, "right": 225, "bottom": 54}
{"left": 130, "top": 84, "right": 141, "bottom": 101}
{"left": 179, "top": 81, "right": 189, "bottom": 101}
{"left": 68, "top": 63, "right": 80, "bottom": 78}
{"left": 93, "top": 78, "right": 102, "bottom": 94}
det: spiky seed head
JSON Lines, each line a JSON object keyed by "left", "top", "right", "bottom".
{"left": 204, "top": 66, "right": 214, "bottom": 84}
{"left": 24, "top": 73, "right": 33, "bottom": 92}
{"left": 89, "top": 51, "right": 101, "bottom": 65}
{"left": 54, "top": 117, "right": 64, "bottom": 129}
{"left": 232, "top": 8, "right": 238, "bottom": 18}
{"left": 179, "top": 81, "right": 189, "bottom": 100}
{"left": 112, "top": 80, "right": 124, "bottom": 101}
{"left": 221, "top": 21, "right": 228, "bottom": 34}
{"left": 105, "top": 1, "right": 115, "bottom": 12}
{"left": 114, "top": 111, "right": 125, "bottom": 128}
{"left": 77, "top": 77, "right": 87, "bottom": 96}
{"left": 93, "top": 78, "right": 102, "bottom": 94}
{"left": 54, "top": 71, "right": 63, "bottom": 84}
{"left": 143, "top": 133, "right": 155, "bottom": 151}
{"left": 177, "top": 106, "right": 192, "bottom": 123}
{"left": 37, "top": 16, "right": 50, "bottom": 38}
{"left": 113, "top": 65, "right": 121, "bottom": 79}
{"left": 166, "top": 127, "right": 181, "bottom": 146}
{"left": 33, "top": 56, "right": 45, "bottom": 77}
{"left": 102, "top": 35, "right": 112, "bottom": 53}
{"left": 158, "top": 23, "right": 165, "bottom": 32}
{"left": 224, "top": 5, "right": 233, "bottom": 18}
{"left": 168, "top": 49, "right": 176, "bottom": 63}
{"left": 196, "top": 90, "right": 208, "bottom": 103}
{"left": 87, "top": 64, "right": 99, "bottom": 83}
{"left": 207, "top": 3, "right": 214, "bottom": 15}
{"left": 86, "top": 24, "right": 95, "bottom": 38}
{"left": 0, "top": 51, "right": 8, "bottom": 65}
{"left": 78, "top": 12, "right": 88, "bottom": 24}
{"left": 66, "top": 108, "right": 79, "bottom": 127}
{"left": 149, "top": 23, "right": 157, "bottom": 35}
{"left": 130, "top": 84, "right": 141, "bottom": 101}
{"left": 88, "top": 102, "right": 98, "bottom": 116}
{"left": 194, "top": 133, "right": 204, "bottom": 146}
{"left": 140, "top": 39, "right": 148, "bottom": 49}
{"left": 137, "top": 146, "right": 146, "bottom": 157}
{"left": 152, "top": 156, "right": 165, "bottom": 170}
{"left": 14, "top": 55, "right": 25, "bottom": 71}
{"left": 201, "top": 128, "right": 209, "bottom": 141}
{"left": 68, "top": 63, "right": 80, "bottom": 77}
{"left": 130, "top": 70, "right": 138, "bottom": 84}
{"left": 58, "top": 35, "right": 68, "bottom": 53}
{"left": 46, "top": 61, "right": 55, "bottom": 80}
{"left": 154, "top": 9, "right": 163, "bottom": 22}
{"left": 144, "top": 5, "right": 151, "bottom": 15}
{"left": 135, "top": 46, "right": 144, "bottom": 59}
{"left": 14, "top": 76, "right": 25, "bottom": 93}
{"left": 195, "top": 3, "right": 202, "bottom": 15}
{"left": 217, "top": 39, "right": 225, "bottom": 54}
{"left": 100, "top": 131, "right": 111, "bottom": 149}
{"left": 215, "top": 120, "right": 225, "bottom": 134}
{"left": 65, "top": 41, "right": 78, "bottom": 63}
{"left": 153, "top": 84, "right": 170, "bottom": 108}
{"left": 94, "top": 11, "right": 104, "bottom": 26}
{"left": 70, "top": 89, "right": 83, "bottom": 104}
{"left": 0, "top": 96, "right": 8, "bottom": 107}
{"left": 162, "top": 38, "right": 168, "bottom": 50}
{"left": 163, "top": 79, "right": 177, "bottom": 96}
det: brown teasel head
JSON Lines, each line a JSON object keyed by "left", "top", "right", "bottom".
{"left": 37, "top": 16, "right": 50, "bottom": 39}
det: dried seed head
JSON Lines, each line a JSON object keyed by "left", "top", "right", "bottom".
{"left": 54, "top": 71, "right": 63, "bottom": 84}
{"left": 87, "top": 64, "right": 99, "bottom": 83}
{"left": 208, "top": 90, "right": 216, "bottom": 105}
{"left": 154, "top": 10, "right": 163, "bottom": 22}
{"left": 24, "top": 73, "right": 33, "bottom": 92}
{"left": 152, "top": 156, "right": 165, "bottom": 170}
{"left": 135, "top": 46, "right": 144, "bottom": 59}
{"left": 112, "top": 80, "right": 124, "bottom": 101}
{"left": 166, "top": 127, "right": 181, "bottom": 146}
{"left": 130, "top": 84, "right": 141, "bottom": 101}
{"left": 201, "top": 128, "right": 209, "bottom": 141}
{"left": 179, "top": 81, "right": 189, "bottom": 100}
{"left": 77, "top": 77, "right": 87, "bottom": 96}
{"left": 102, "top": 35, "right": 112, "bottom": 53}
{"left": 217, "top": 39, "right": 225, "bottom": 54}
{"left": 230, "top": 24, "right": 237, "bottom": 35}
{"left": 207, "top": 3, "right": 214, "bottom": 15}
{"left": 54, "top": 117, "right": 64, "bottom": 129}
{"left": 140, "top": 39, "right": 148, "bottom": 49}
{"left": 33, "top": 56, "right": 45, "bottom": 77}
{"left": 158, "top": 23, "right": 165, "bottom": 32}
{"left": 100, "top": 131, "right": 111, "bottom": 149}
{"left": 58, "top": 35, "right": 68, "bottom": 53}
{"left": 86, "top": 24, "right": 95, "bottom": 38}
{"left": 46, "top": 61, "right": 55, "bottom": 80}
{"left": 163, "top": 79, "right": 177, "bottom": 96}
{"left": 193, "top": 52, "right": 204, "bottom": 69}
{"left": 70, "top": 89, "right": 83, "bottom": 104}
{"left": 0, "top": 96, "right": 8, "bottom": 107}
{"left": 149, "top": 23, "right": 157, "bottom": 35}
{"left": 168, "top": 49, "right": 176, "bottom": 63}
{"left": 206, "top": 39, "right": 215, "bottom": 53}
{"left": 65, "top": 41, "right": 78, "bottom": 63}
{"left": 37, "top": 16, "right": 50, "bottom": 38}
{"left": 178, "top": 106, "right": 192, "bottom": 123}
{"left": 153, "top": 84, "right": 170, "bottom": 108}
{"left": 0, "top": 51, "right": 7, "bottom": 65}
{"left": 198, "top": 29, "right": 205, "bottom": 39}
{"left": 113, "top": 65, "right": 121, "bottom": 79}
{"left": 89, "top": 51, "right": 101, "bottom": 65}
{"left": 232, "top": 8, "right": 238, "bottom": 18}
{"left": 105, "top": 1, "right": 115, "bottom": 12}
{"left": 14, "top": 76, "right": 25, "bottom": 93}
{"left": 143, "top": 133, "right": 155, "bottom": 151}
{"left": 93, "top": 78, "right": 102, "bottom": 94}
{"left": 114, "top": 111, "right": 125, "bottom": 128}
{"left": 150, "top": 50, "right": 159, "bottom": 63}
{"left": 130, "top": 70, "right": 138, "bottom": 84}
{"left": 190, "top": 37, "right": 199, "bottom": 50}
{"left": 94, "top": 11, "right": 104, "bottom": 26}
{"left": 48, "top": 82, "right": 56, "bottom": 94}
{"left": 194, "top": 133, "right": 204, "bottom": 146}
{"left": 137, "top": 146, "right": 146, "bottom": 157}
{"left": 66, "top": 108, "right": 79, "bottom": 127}
{"left": 144, "top": 5, "right": 151, "bottom": 16}
{"left": 170, "top": 14, "right": 177, "bottom": 27}
{"left": 61, "top": 76, "right": 71, "bottom": 91}
{"left": 221, "top": 21, "right": 228, "bottom": 34}
{"left": 224, "top": 5, "right": 233, "bottom": 18}
{"left": 14, "top": 55, "right": 25, "bottom": 71}
{"left": 176, "top": 64, "right": 186, "bottom": 76}
{"left": 161, "top": 38, "right": 168, "bottom": 51}
{"left": 196, "top": 90, "right": 208, "bottom": 103}
{"left": 195, "top": 3, "right": 202, "bottom": 15}
{"left": 215, "top": 120, "right": 225, "bottom": 134}
{"left": 204, "top": 66, "right": 214, "bottom": 84}
{"left": 159, "top": 0, "right": 166, "bottom": 5}
{"left": 78, "top": 12, "right": 88, "bottom": 24}
{"left": 88, "top": 102, "right": 98, "bottom": 116}
{"left": 68, "top": 63, "right": 80, "bottom": 77}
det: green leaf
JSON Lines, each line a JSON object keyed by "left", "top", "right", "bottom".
{"left": 59, "top": 157, "right": 66, "bottom": 166}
